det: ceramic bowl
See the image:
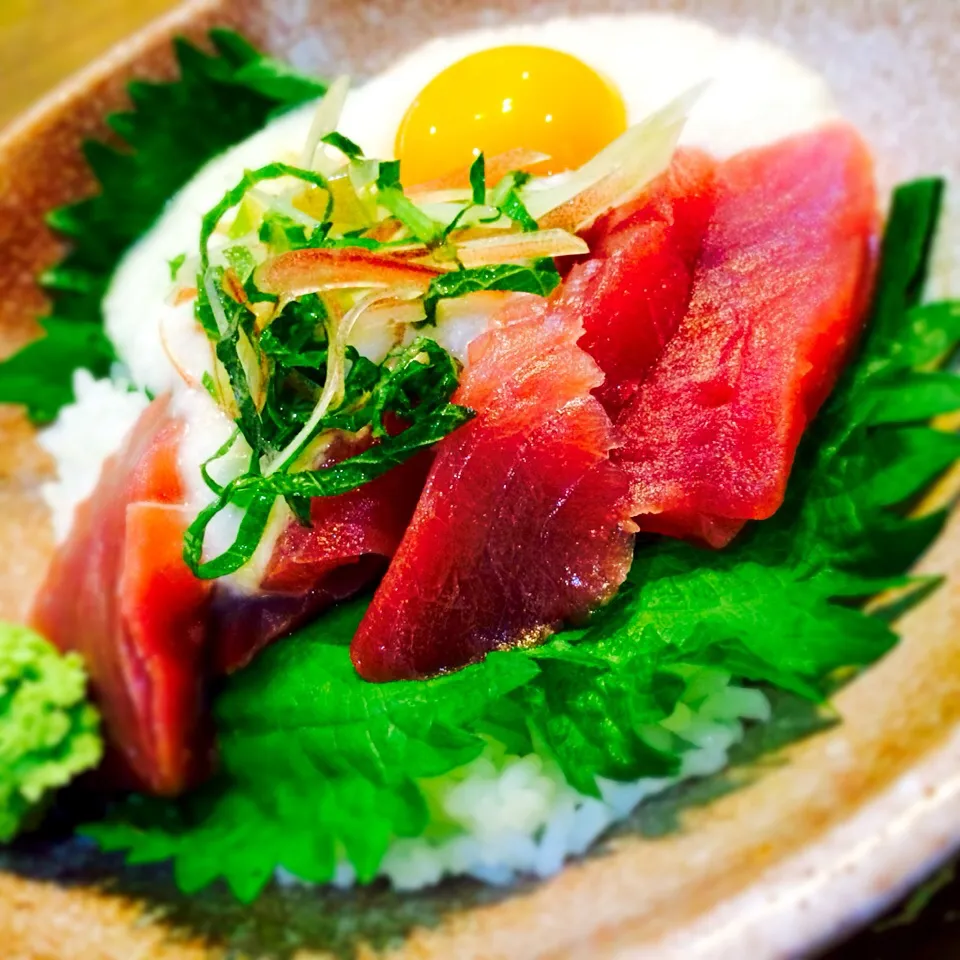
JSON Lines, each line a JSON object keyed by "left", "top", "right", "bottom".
{"left": 1, "top": 1, "right": 959, "bottom": 956}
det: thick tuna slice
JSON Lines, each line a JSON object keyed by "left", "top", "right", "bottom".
{"left": 613, "top": 124, "right": 878, "bottom": 546}
{"left": 211, "top": 444, "right": 430, "bottom": 674}
{"left": 351, "top": 298, "right": 635, "bottom": 682}
{"left": 32, "top": 398, "right": 212, "bottom": 795}
{"left": 562, "top": 149, "right": 717, "bottom": 416}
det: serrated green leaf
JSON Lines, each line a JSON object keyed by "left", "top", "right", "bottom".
{"left": 0, "top": 318, "right": 114, "bottom": 423}
{"left": 88, "top": 597, "right": 538, "bottom": 898}
{"left": 422, "top": 262, "right": 561, "bottom": 321}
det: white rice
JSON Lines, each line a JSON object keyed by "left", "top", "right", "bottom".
{"left": 36, "top": 369, "right": 149, "bottom": 542}
{"left": 277, "top": 670, "right": 771, "bottom": 891}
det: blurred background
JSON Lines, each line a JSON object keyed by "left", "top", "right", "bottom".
{"left": 0, "top": 0, "right": 178, "bottom": 128}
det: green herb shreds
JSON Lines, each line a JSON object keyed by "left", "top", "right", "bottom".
{"left": 181, "top": 333, "right": 474, "bottom": 580}
{"left": 422, "top": 262, "right": 561, "bottom": 323}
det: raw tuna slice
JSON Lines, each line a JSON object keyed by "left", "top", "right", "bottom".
{"left": 351, "top": 296, "right": 635, "bottom": 682}
{"left": 610, "top": 124, "right": 878, "bottom": 546}
{"left": 562, "top": 149, "right": 717, "bottom": 416}
{"left": 32, "top": 398, "right": 212, "bottom": 795}
{"left": 211, "top": 442, "right": 430, "bottom": 674}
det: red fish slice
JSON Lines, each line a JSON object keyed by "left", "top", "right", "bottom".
{"left": 564, "top": 125, "right": 877, "bottom": 547}
{"left": 562, "top": 148, "right": 718, "bottom": 417}
{"left": 614, "top": 124, "right": 878, "bottom": 546}
{"left": 32, "top": 398, "right": 212, "bottom": 795}
{"left": 351, "top": 296, "right": 635, "bottom": 682}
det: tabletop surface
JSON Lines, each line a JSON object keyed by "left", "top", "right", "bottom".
{"left": 0, "top": 2, "right": 958, "bottom": 957}
{"left": 0, "top": 0, "right": 180, "bottom": 130}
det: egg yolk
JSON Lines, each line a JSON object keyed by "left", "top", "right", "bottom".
{"left": 395, "top": 45, "right": 628, "bottom": 185}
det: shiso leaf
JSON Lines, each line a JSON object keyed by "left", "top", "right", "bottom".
{"left": 0, "top": 30, "right": 326, "bottom": 423}
{"left": 85, "top": 597, "right": 537, "bottom": 900}
{"left": 0, "top": 623, "right": 103, "bottom": 842}
{"left": 0, "top": 317, "right": 114, "bottom": 423}
{"left": 514, "top": 553, "right": 900, "bottom": 796}
{"left": 421, "top": 262, "right": 561, "bottom": 322}
{"left": 88, "top": 177, "right": 960, "bottom": 899}
{"left": 321, "top": 131, "right": 364, "bottom": 160}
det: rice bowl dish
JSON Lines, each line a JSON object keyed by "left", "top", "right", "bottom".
{"left": 2, "top": 3, "right": 960, "bottom": 956}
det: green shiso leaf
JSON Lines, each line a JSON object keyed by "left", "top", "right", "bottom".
{"left": 469, "top": 153, "right": 486, "bottom": 205}
{"left": 422, "top": 262, "right": 562, "bottom": 322}
{"left": 0, "top": 317, "right": 115, "bottom": 423}
{"left": 0, "top": 30, "right": 325, "bottom": 423}
{"left": 367, "top": 337, "right": 463, "bottom": 438}
{"left": 321, "top": 131, "right": 364, "bottom": 160}
{"left": 375, "top": 161, "right": 443, "bottom": 244}
{"left": 0, "top": 624, "right": 103, "bottom": 843}
{"left": 85, "top": 597, "right": 537, "bottom": 901}
{"left": 89, "top": 177, "right": 960, "bottom": 899}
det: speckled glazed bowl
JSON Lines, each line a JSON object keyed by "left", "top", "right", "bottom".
{"left": 1, "top": 1, "right": 959, "bottom": 957}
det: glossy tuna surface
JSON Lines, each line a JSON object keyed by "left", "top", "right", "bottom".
{"left": 351, "top": 296, "right": 635, "bottom": 681}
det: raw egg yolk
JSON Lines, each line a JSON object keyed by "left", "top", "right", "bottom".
{"left": 395, "top": 45, "right": 627, "bottom": 185}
